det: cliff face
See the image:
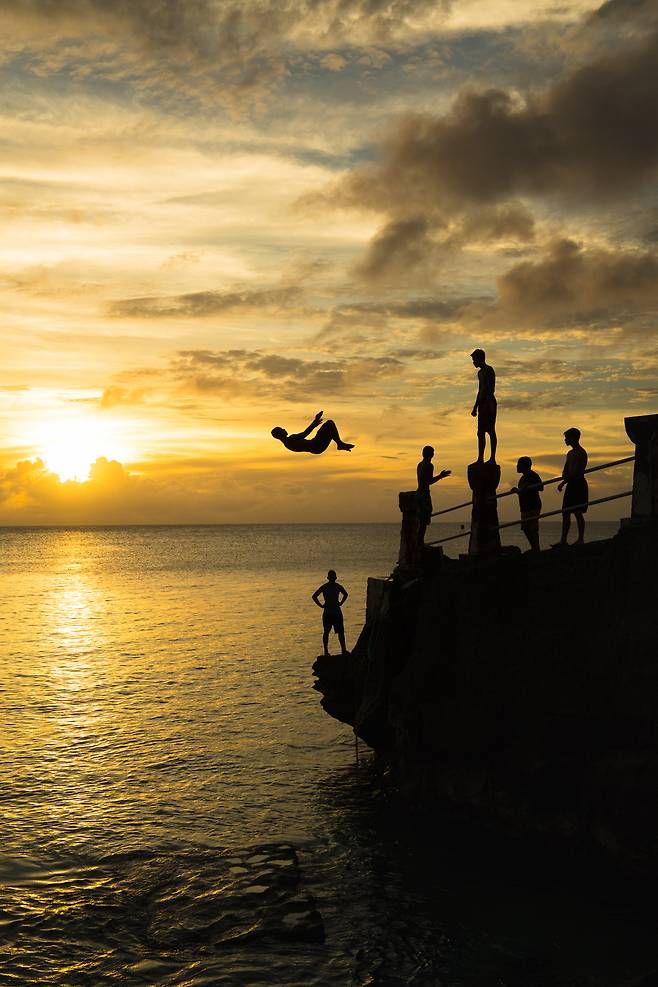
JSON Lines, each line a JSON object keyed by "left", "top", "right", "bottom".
{"left": 314, "top": 521, "right": 658, "bottom": 877}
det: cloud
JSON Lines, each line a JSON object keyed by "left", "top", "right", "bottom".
{"left": 99, "top": 386, "right": 147, "bottom": 409}
{"left": 321, "top": 6, "right": 658, "bottom": 281}
{"left": 0, "top": 454, "right": 405, "bottom": 525}
{"left": 0, "top": 0, "right": 453, "bottom": 107}
{"left": 352, "top": 203, "right": 536, "bottom": 285}
{"left": 170, "top": 348, "right": 404, "bottom": 402}
{"left": 354, "top": 216, "right": 438, "bottom": 285}
{"left": 110, "top": 285, "right": 305, "bottom": 319}
{"left": 323, "top": 238, "right": 658, "bottom": 341}
{"left": 493, "top": 238, "right": 658, "bottom": 327}
{"left": 337, "top": 30, "right": 658, "bottom": 214}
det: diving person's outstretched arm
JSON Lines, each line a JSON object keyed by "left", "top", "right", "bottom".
{"left": 295, "top": 411, "right": 323, "bottom": 440}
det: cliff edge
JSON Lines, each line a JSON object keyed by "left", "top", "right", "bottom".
{"left": 315, "top": 523, "right": 658, "bottom": 877}
{"left": 314, "top": 413, "right": 658, "bottom": 878}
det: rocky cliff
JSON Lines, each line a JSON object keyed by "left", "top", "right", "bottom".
{"left": 314, "top": 520, "right": 658, "bottom": 878}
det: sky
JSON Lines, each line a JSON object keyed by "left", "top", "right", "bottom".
{"left": 1, "top": 0, "right": 656, "bottom": 524}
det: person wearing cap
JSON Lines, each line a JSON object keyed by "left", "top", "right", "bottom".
{"left": 470, "top": 349, "right": 497, "bottom": 463}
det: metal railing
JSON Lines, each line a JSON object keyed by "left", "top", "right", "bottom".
{"left": 430, "top": 455, "right": 635, "bottom": 518}
{"left": 424, "top": 454, "right": 635, "bottom": 548}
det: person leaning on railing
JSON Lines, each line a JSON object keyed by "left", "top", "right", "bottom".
{"left": 511, "top": 456, "right": 544, "bottom": 553}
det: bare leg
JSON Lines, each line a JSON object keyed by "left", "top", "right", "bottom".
{"left": 323, "top": 627, "right": 330, "bottom": 656}
{"left": 310, "top": 420, "right": 354, "bottom": 453}
{"left": 338, "top": 628, "right": 348, "bottom": 655}
{"left": 575, "top": 512, "right": 585, "bottom": 544}
{"left": 488, "top": 428, "right": 497, "bottom": 463}
{"left": 521, "top": 522, "right": 531, "bottom": 550}
{"left": 477, "top": 430, "right": 485, "bottom": 463}
{"left": 560, "top": 512, "right": 571, "bottom": 544}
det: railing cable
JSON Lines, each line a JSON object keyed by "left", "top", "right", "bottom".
{"left": 430, "top": 455, "right": 634, "bottom": 518}
{"left": 426, "top": 489, "right": 632, "bottom": 547}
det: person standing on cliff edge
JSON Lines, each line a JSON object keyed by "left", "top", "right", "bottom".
{"left": 556, "top": 427, "right": 588, "bottom": 546}
{"left": 416, "top": 446, "right": 451, "bottom": 546}
{"left": 470, "top": 349, "right": 497, "bottom": 463}
{"left": 312, "top": 570, "right": 349, "bottom": 657}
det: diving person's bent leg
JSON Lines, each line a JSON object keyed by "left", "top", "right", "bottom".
{"left": 308, "top": 420, "right": 353, "bottom": 453}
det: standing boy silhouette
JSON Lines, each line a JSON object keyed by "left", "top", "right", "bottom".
{"left": 556, "top": 428, "right": 588, "bottom": 546}
{"left": 312, "top": 570, "right": 349, "bottom": 656}
{"left": 470, "top": 349, "right": 497, "bottom": 463}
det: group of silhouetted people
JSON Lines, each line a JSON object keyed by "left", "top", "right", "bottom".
{"left": 274, "top": 349, "right": 591, "bottom": 653}
{"left": 510, "top": 428, "right": 589, "bottom": 551}
{"left": 415, "top": 350, "right": 590, "bottom": 553}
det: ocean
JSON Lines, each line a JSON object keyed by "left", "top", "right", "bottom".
{"left": 1, "top": 522, "right": 655, "bottom": 986}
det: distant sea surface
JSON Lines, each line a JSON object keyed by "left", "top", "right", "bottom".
{"left": 1, "top": 522, "right": 655, "bottom": 986}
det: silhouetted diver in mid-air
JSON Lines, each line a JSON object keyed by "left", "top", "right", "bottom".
{"left": 470, "top": 348, "right": 497, "bottom": 463}
{"left": 416, "top": 445, "right": 451, "bottom": 545}
{"left": 556, "top": 427, "right": 588, "bottom": 546}
{"left": 271, "top": 411, "right": 354, "bottom": 454}
{"left": 312, "top": 569, "right": 349, "bottom": 656}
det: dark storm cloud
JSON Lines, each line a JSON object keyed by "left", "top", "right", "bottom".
{"left": 324, "top": 4, "right": 658, "bottom": 282}
{"left": 588, "top": 0, "right": 658, "bottom": 28}
{"left": 495, "top": 239, "right": 658, "bottom": 324}
{"left": 110, "top": 285, "right": 304, "bottom": 319}
{"left": 353, "top": 203, "right": 536, "bottom": 285}
{"left": 355, "top": 216, "right": 437, "bottom": 284}
{"left": 338, "top": 29, "right": 658, "bottom": 215}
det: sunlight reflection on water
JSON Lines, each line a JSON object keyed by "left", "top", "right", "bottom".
{"left": 2, "top": 522, "right": 652, "bottom": 986}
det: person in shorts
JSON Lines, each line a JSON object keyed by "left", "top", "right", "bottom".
{"left": 312, "top": 570, "right": 349, "bottom": 656}
{"left": 556, "top": 427, "right": 588, "bottom": 546}
{"left": 470, "top": 349, "right": 497, "bottom": 463}
{"left": 416, "top": 445, "right": 451, "bottom": 546}
{"left": 512, "top": 456, "right": 543, "bottom": 552}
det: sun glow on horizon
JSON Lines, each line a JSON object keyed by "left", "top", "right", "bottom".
{"left": 32, "top": 417, "right": 134, "bottom": 482}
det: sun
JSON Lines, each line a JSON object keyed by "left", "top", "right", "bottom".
{"left": 34, "top": 417, "right": 132, "bottom": 481}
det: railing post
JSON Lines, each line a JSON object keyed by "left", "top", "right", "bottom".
{"left": 624, "top": 414, "right": 658, "bottom": 519}
{"left": 467, "top": 461, "right": 501, "bottom": 556}
{"left": 398, "top": 490, "right": 422, "bottom": 570}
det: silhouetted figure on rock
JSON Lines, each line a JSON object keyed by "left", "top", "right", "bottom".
{"left": 556, "top": 427, "right": 588, "bottom": 546}
{"left": 511, "top": 456, "right": 544, "bottom": 553}
{"left": 471, "top": 349, "right": 497, "bottom": 463}
{"left": 312, "top": 570, "right": 348, "bottom": 656}
{"left": 416, "top": 445, "right": 451, "bottom": 545}
{"left": 271, "top": 411, "right": 354, "bottom": 454}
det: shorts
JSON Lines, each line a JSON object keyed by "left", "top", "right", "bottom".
{"left": 323, "top": 610, "right": 344, "bottom": 634}
{"left": 477, "top": 399, "right": 497, "bottom": 433}
{"left": 562, "top": 478, "right": 588, "bottom": 514}
{"left": 521, "top": 509, "right": 540, "bottom": 534}
{"left": 416, "top": 489, "right": 432, "bottom": 526}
